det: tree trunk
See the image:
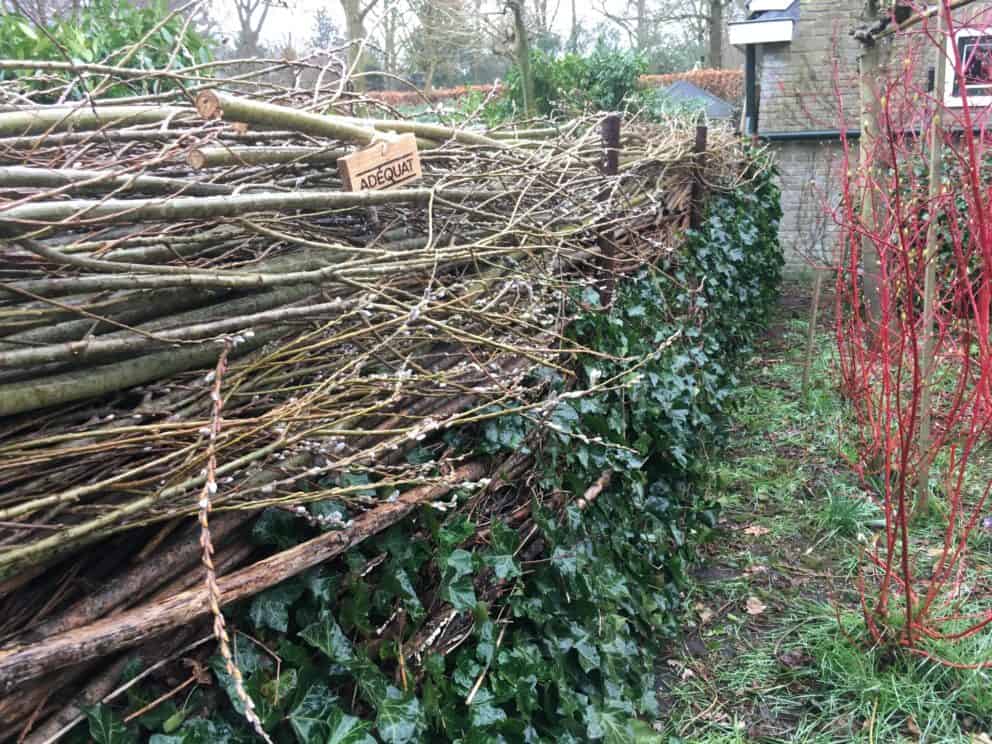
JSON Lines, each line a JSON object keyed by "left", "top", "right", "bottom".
{"left": 341, "top": 0, "right": 368, "bottom": 90}
{"left": 533, "top": 0, "right": 549, "bottom": 35}
{"left": 569, "top": 0, "right": 578, "bottom": 51}
{"left": 509, "top": 1, "right": 535, "bottom": 118}
{"left": 708, "top": 0, "right": 724, "bottom": 68}
{"left": 858, "top": 2, "right": 892, "bottom": 345}
{"left": 384, "top": 2, "right": 397, "bottom": 77}
{"left": 424, "top": 59, "right": 437, "bottom": 96}
{"left": 916, "top": 3, "right": 949, "bottom": 519}
{"left": 636, "top": 0, "right": 649, "bottom": 52}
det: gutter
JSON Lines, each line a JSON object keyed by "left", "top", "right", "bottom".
{"left": 760, "top": 129, "right": 861, "bottom": 141}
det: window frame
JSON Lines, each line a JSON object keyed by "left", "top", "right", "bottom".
{"left": 944, "top": 27, "right": 992, "bottom": 108}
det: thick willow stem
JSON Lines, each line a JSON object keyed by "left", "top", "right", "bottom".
{"left": 0, "top": 105, "right": 187, "bottom": 137}
{"left": 0, "top": 460, "right": 489, "bottom": 691}
{"left": 0, "top": 294, "right": 354, "bottom": 369}
{"left": 195, "top": 91, "right": 506, "bottom": 149}
{"left": 0, "top": 187, "right": 497, "bottom": 233}
{"left": 0, "top": 325, "right": 282, "bottom": 417}
{"left": 188, "top": 146, "right": 347, "bottom": 169}
{"left": 0, "top": 166, "right": 234, "bottom": 196}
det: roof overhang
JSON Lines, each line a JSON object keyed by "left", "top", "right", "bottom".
{"left": 729, "top": 18, "right": 795, "bottom": 47}
{"left": 746, "top": 0, "right": 795, "bottom": 11}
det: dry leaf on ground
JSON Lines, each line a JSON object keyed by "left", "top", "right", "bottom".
{"left": 777, "top": 648, "right": 811, "bottom": 668}
{"left": 744, "top": 525, "right": 771, "bottom": 536}
{"left": 694, "top": 602, "right": 714, "bottom": 625}
{"left": 745, "top": 596, "right": 767, "bottom": 615}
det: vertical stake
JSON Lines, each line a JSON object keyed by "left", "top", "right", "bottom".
{"left": 600, "top": 114, "right": 621, "bottom": 176}
{"left": 598, "top": 113, "right": 621, "bottom": 305}
{"left": 916, "top": 3, "right": 949, "bottom": 521}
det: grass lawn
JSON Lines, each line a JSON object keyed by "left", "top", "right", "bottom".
{"left": 655, "top": 283, "right": 992, "bottom": 743}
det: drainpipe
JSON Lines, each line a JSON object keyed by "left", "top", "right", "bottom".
{"left": 745, "top": 44, "right": 759, "bottom": 138}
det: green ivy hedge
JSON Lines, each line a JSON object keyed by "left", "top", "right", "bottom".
{"left": 76, "top": 154, "right": 782, "bottom": 744}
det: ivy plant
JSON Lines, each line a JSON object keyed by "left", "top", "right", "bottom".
{"left": 78, "top": 156, "right": 782, "bottom": 744}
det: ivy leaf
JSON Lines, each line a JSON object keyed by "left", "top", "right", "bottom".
{"left": 301, "top": 567, "right": 338, "bottom": 606}
{"left": 467, "top": 687, "right": 507, "bottom": 729}
{"left": 441, "top": 576, "right": 477, "bottom": 611}
{"left": 551, "top": 546, "right": 577, "bottom": 577}
{"left": 326, "top": 709, "right": 377, "bottom": 744}
{"left": 445, "top": 548, "right": 474, "bottom": 579}
{"left": 159, "top": 719, "right": 241, "bottom": 744}
{"left": 85, "top": 705, "right": 136, "bottom": 744}
{"left": 437, "top": 515, "right": 475, "bottom": 553}
{"left": 381, "top": 566, "right": 424, "bottom": 622}
{"left": 574, "top": 635, "right": 601, "bottom": 673}
{"left": 489, "top": 520, "right": 519, "bottom": 554}
{"left": 375, "top": 686, "right": 424, "bottom": 743}
{"left": 261, "top": 667, "right": 298, "bottom": 710}
{"left": 288, "top": 683, "right": 340, "bottom": 744}
{"left": 483, "top": 553, "right": 520, "bottom": 581}
{"left": 252, "top": 507, "right": 305, "bottom": 548}
{"left": 586, "top": 705, "right": 636, "bottom": 743}
{"left": 299, "top": 611, "right": 353, "bottom": 664}
{"left": 249, "top": 579, "right": 304, "bottom": 633}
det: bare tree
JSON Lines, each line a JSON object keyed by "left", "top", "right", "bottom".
{"left": 531, "top": 0, "right": 551, "bottom": 37}
{"left": 341, "top": 0, "right": 382, "bottom": 80}
{"left": 381, "top": 0, "right": 401, "bottom": 76}
{"left": 507, "top": 0, "right": 534, "bottom": 113}
{"left": 406, "top": 0, "right": 474, "bottom": 93}
{"left": 233, "top": 0, "right": 278, "bottom": 57}
{"left": 5, "top": 0, "right": 77, "bottom": 25}
{"left": 596, "top": 0, "right": 732, "bottom": 69}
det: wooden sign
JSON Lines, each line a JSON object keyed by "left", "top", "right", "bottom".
{"left": 338, "top": 134, "right": 422, "bottom": 191}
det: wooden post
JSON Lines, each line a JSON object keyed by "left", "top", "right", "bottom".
{"left": 916, "top": 3, "right": 949, "bottom": 520}
{"left": 690, "top": 123, "right": 708, "bottom": 230}
{"left": 599, "top": 113, "right": 621, "bottom": 305}
{"left": 802, "top": 269, "right": 825, "bottom": 398}
{"left": 600, "top": 114, "right": 621, "bottom": 176}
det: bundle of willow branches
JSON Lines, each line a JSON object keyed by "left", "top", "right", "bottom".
{"left": 0, "top": 58, "right": 753, "bottom": 742}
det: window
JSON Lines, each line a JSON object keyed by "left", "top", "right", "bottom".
{"left": 945, "top": 28, "right": 992, "bottom": 107}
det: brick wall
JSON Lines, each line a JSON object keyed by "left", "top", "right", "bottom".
{"left": 771, "top": 139, "right": 849, "bottom": 271}
{"left": 756, "top": 2, "right": 992, "bottom": 271}
{"left": 758, "top": 1, "right": 862, "bottom": 135}
{"left": 754, "top": 1, "right": 860, "bottom": 270}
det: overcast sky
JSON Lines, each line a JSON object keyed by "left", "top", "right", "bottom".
{"left": 211, "top": 0, "right": 607, "bottom": 51}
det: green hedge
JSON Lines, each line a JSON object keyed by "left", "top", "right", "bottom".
{"left": 0, "top": 0, "right": 213, "bottom": 101}
{"left": 77, "top": 155, "right": 782, "bottom": 744}
{"left": 495, "top": 47, "right": 647, "bottom": 119}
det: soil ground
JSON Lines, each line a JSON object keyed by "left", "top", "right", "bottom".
{"left": 653, "top": 280, "right": 992, "bottom": 744}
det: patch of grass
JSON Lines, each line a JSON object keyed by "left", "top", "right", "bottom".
{"left": 814, "top": 486, "right": 880, "bottom": 538}
{"left": 782, "top": 603, "right": 992, "bottom": 742}
{"left": 659, "top": 293, "right": 992, "bottom": 744}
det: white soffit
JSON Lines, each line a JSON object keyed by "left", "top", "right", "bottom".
{"left": 729, "top": 19, "right": 795, "bottom": 46}
{"left": 747, "top": 0, "right": 795, "bottom": 11}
